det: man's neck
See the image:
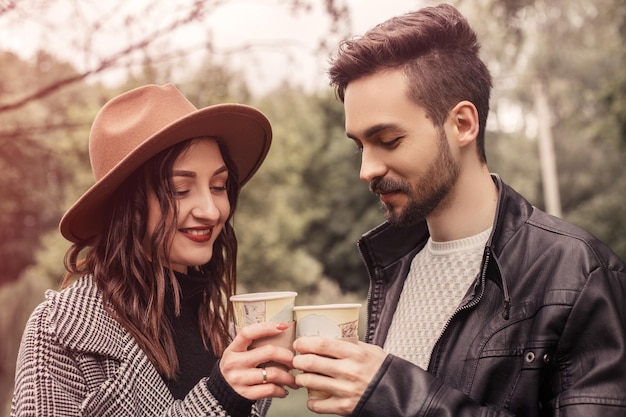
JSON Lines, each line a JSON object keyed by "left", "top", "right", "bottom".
{"left": 426, "top": 165, "right": 498, "bottom": 242}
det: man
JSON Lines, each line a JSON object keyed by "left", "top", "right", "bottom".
{"left": 292, "top": 4, "right": 626, "bottom": 416}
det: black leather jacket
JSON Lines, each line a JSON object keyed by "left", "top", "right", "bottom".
{"left": 352, "top": 175, "right": 626, "bottom": 416}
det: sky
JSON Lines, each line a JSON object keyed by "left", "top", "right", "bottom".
{"left": 0, "top": 0, "right": 433, "bottom": 95}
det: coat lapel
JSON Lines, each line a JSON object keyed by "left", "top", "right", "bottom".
{"left": 47, "top": 276, "right": 175, "bottom": 415}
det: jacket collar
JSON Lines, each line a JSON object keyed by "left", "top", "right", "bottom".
{"left": 487, "top": 174, "right": 534, "bottom": 258}
{"left": 359, "top": 174, "right": 534, "bottom": 270}
{"left": 359, "top": 174, "right": 535, "bottom": 324}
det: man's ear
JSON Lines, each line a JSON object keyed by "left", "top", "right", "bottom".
{"left": 449, "top": 101, "right": 479, "bottom": 147}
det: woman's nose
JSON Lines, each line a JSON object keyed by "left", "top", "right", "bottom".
{"left": 191, "top": 192, "right": 222, "bottom": 221}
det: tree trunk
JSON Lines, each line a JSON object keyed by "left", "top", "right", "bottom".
{"left": 533, "top": 77, "right": 562, "bottom": 217}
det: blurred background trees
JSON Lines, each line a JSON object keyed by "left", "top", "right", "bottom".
{"left": 1, "top": 0, "right": 625, "bottom": 415}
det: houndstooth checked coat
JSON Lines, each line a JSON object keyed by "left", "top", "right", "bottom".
{"left": 10, "top": 275, "right": 270, "bottom": 417}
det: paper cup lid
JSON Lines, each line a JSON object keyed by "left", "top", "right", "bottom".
{"left": 294, "top": 303, "right": 362, "bottom": 311}
{"left": 230, "top": 291, "right": 297, "bottom": 302}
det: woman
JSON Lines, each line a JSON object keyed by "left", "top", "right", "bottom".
{"left": 11, "top": 84, "right": 297, "bottom": 417}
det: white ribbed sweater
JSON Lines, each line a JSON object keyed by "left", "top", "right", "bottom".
{"left": 384, "top": 228, "right": 491, "bottom": 369}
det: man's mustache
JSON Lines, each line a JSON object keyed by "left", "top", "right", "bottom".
{"left": 369, "top": 177, "right": 411, "bottom": 195}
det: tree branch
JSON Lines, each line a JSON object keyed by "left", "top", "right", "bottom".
{"left": 0, "top": 0, "right": 215, "bottom": 113}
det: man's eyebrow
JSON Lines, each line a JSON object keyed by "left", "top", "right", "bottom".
{"left": 346, "top": 123, "right": 399, "bottom": 140}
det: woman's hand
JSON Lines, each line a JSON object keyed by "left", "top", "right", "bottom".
{"left": 220, "top": 322, "right": 298, "bottom": 400}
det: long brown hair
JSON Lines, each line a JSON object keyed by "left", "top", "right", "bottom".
{"left": 64, "top": 137, "right": 240, "bottom": 379}
{"left": 328, "top": 4, "right": 492, "bottom": 163}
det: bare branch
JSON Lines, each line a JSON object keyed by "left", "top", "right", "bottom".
{"left": 0, "top": 0, "right": 350, "bottom": 113}
{"left": 0, "top": 121, "right": 89, "bottom": 140}
{"left": 0, "top": 0, "right": 219, "bottom": 113}
{"left": 0, "top": 0, "right": 17, "bottom": 15}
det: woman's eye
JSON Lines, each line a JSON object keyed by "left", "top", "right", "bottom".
{"left": 174, "top": 189, "right": 189, "bottom": 197}
{"left": 211, "top": 185, "right": 227, "bottom": 193}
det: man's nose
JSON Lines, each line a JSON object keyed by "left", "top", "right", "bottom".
{"left": 359, "top": 148, "right": 386, "bottom": 183}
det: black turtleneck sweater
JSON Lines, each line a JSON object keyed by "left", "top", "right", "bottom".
{"left": 165, "top": 270, "right": 254, "bottom": 416}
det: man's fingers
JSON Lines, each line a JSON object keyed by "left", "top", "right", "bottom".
{"left": 293, "top": 336, "right": 358, "bottom": 358}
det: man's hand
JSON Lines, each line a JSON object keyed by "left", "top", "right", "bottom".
{"left": 293, "top": 337, "right": 387, "bottom": 416}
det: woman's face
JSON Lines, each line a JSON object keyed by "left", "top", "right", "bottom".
{"left": 146, "top": 138, "right": 231, "bottom": 273}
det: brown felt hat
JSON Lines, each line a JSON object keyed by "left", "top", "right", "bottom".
{"left": 59, "top": 84, "right": 272, "bottom": 243}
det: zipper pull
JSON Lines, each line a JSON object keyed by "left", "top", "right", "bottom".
{"left": 502, "top": 299, "right": 511, "bottom": 320}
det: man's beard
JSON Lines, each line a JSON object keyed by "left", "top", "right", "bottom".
{"left": 369, "top": 129, "right": 460, "bottom": 227}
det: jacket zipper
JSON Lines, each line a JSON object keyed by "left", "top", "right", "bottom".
{"left": 358, "top": 240, "right": 376, "bottom": 344}
{"left": 427, "top": 246, "right": 492, "bottom": 372}
{"left": 360, "top": 240, "right": 511, "bottom": 351}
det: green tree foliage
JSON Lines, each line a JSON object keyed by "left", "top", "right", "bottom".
{"left": 236, "top": 87, "right": 336, "bottom": 293}
{"left": 235, "top": 87, "right": 379, "bottom": 295}
{"left": 0, "top": 51, "right": 99, "bottom": 285}
{"left": 287, "top": 92, "right": 380, "bottom": 293}
{"left": 601, "top": 71, "right": 626, "bottom": 148}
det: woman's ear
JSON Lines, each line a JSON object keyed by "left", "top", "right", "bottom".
{"left": 449, "top": 100, "right": 479, "bottom": 148}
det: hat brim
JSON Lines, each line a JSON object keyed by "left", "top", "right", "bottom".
{"left": 59, "top": 103, "right": 271, "bottom": 243}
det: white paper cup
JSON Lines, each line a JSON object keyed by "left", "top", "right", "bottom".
{"left": 294, "top": 303, "right": 361, "bottom": 399}
{"left": 230, "top": 291, "right": 297, "bottom": 364}
{"left": 231, "top": 291, "right": 297, "bottom": 326}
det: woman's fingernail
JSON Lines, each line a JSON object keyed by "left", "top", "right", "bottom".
{"left": 276, "top": 322, "right": 289, "bottom": 330}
